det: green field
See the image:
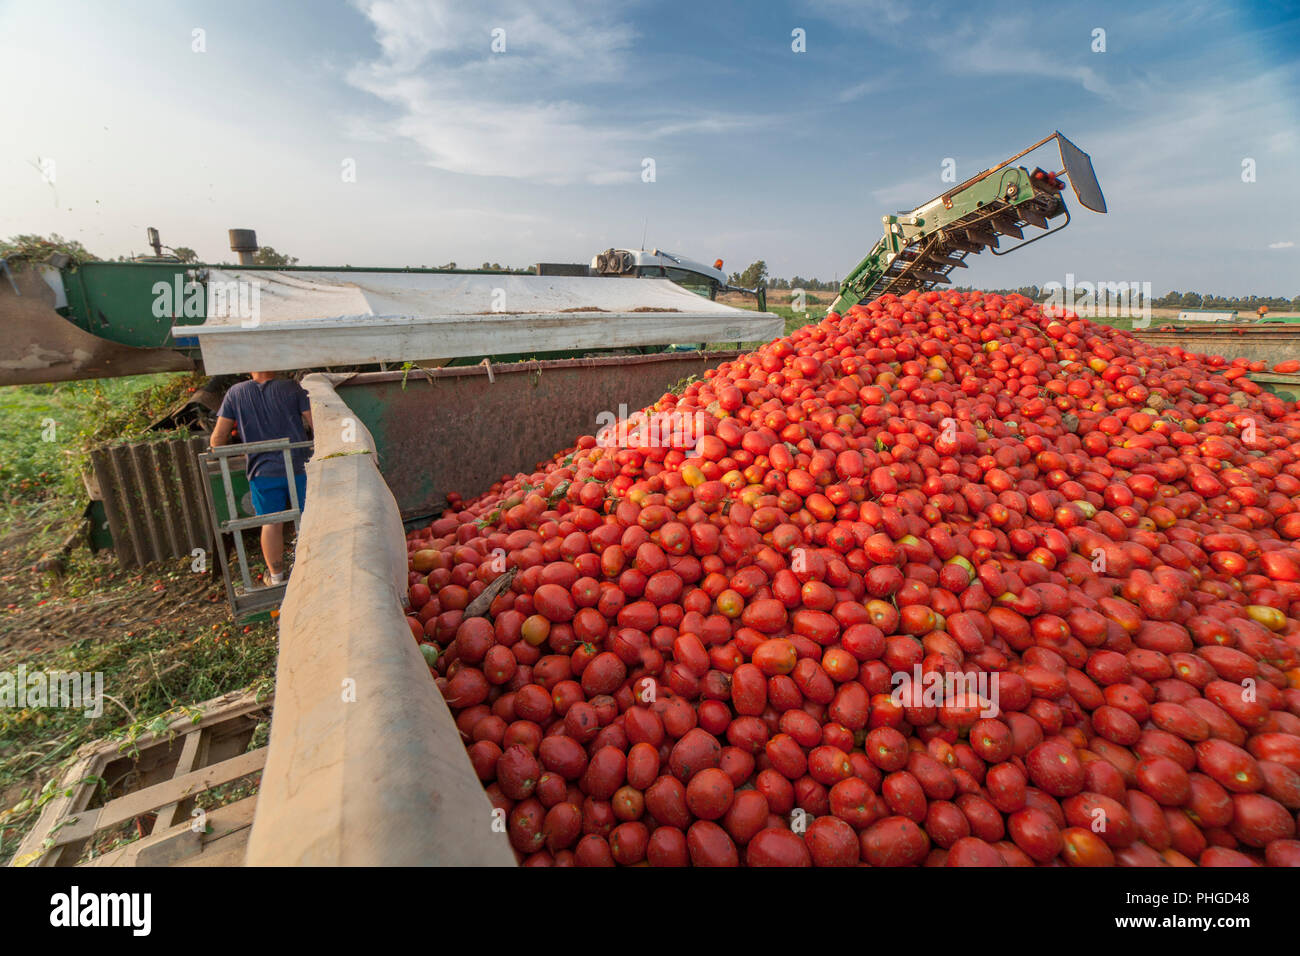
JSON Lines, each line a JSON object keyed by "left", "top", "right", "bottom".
{"left": 0, "top": 373, "right": 199, "bottom": 535}
{"left": 0, "top": 372, "right": 278, "bottom": 864}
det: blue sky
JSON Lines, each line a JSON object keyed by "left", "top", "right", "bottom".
{"left": 2, "top": 0, "right": 1297, "bottom": 294}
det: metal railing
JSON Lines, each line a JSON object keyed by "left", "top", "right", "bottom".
{"left": 197, "top": 438, "right": 313, "bottom": 618}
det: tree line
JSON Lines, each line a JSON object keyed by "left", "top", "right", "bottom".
{"left": 951, "top": 285, "right": 1300, "bottom": 312}
{"left": 727, "top": 260, "right": 840, "bottom": 291}
{"left": 726, "top": 261, "right": 1300, "bottom": 311}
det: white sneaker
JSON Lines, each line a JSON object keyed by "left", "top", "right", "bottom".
{"left": 266, "top": 570, "right": 286, "bottom": 586}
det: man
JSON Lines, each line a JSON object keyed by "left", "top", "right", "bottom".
{"left": 210, "top": 371, "right": 313, "bottom": 585}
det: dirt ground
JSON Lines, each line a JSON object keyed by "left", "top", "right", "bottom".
{"left": 0, "top": 503, "right": 277, "bottom": 864}
{"left": 0, "top": 512, "right": 231, "bottom": 664}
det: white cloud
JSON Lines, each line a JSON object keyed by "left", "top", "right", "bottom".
{"left": 346, "top": 0, "right": 757, "bottom": 185}
{"left": 933, "top": 31, "right": 1114, "bottom": 98}
{"left": 807, "top": 2, "right": 1112, "bottom": 96}
{"left": 837, "top": 77, "right": 889, "bottom": 103}
{"left": 1269, "top": 241, "right": 1296, "bottom": 249}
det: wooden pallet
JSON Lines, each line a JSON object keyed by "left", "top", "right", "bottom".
{"left": 9, "top": 689, "right": 271, "bottom": 867}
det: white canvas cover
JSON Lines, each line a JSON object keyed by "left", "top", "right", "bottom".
{"left": 178, "top": 270, "right": 781, "bottom": 373}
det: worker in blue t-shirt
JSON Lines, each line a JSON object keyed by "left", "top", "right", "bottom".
{"left": 210, "top": 371, "right": 313, "bottom": 585}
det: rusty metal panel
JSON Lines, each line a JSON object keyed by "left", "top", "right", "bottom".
{"left": 89, "top": 435, "right": 214, "bottom": 568}
{"left": 90, "top": 446, "right": 140, "bottom": 568}
{"left": 171, "top": 437, "right": 210, "bottom": 553}
{"left": 1134, "top": 326, "right": 1300, "bottom": 365}
{"left": 335, "top": 351, "right": 739, "bottom": 519}
{"left": 151, "top": 441, "right": 182, "bottom": 556}
{"left": 126, "top": 443, "right": 166, "bottom": 561}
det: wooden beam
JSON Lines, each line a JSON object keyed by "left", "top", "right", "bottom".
{"left": 152, "top": 727, "right": 207, "bottom": 833}
{"left": 50, "top": 748, "right": 266, "bottom": 848}
{"left": 8, "top": 748, "right": 101, "bottom": 867}
{"left": 82, "top": 795, "right": 259, "bottom": 868}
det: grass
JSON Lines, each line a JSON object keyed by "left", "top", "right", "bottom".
{"left": 0, "top": 617, "right": 277, "bottom": 864}
{"left": 0, "top": 373, "right": 203, "bottom": 555}
{"left": 771, "top": 305, "right": 819, "bottom": 334}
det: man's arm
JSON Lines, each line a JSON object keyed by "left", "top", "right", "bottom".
{"left": 211, "top": 416, "right": 236, "bottom": 448}
{"left": 301, "top": 409, "right": 313, "bottom": 435}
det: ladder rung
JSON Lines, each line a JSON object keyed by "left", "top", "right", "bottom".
{"left": 221, "top": 509, "right": 300, "bottom": 532}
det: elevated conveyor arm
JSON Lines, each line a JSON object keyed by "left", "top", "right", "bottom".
{"left": 829, "top": 132, "right": 1107, "bottom": 315}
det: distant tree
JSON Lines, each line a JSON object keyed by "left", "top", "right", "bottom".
{"left": 1179, "top": 291, "right": 1202, "bottom": 308}
{"left": 173, "top": 246, "right": 199, "bottom": 263}
{"left": 0, "top": 232, "right": 97, "bottom": 263}
{"left": 253, "top": 246, "right": 298, "bottom": 267}
{"left": 437, "top": 261, "right": 457, "bottom": 270}
{"left": 736, "top": 260, "right": 768, "bottom": 289}
{"left": 482, "top": 261, "right": 492, "bottom": 270}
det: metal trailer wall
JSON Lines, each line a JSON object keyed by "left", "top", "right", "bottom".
{"left": 332, "top": 350, "right": 742, "bottom": 519}
{"left": 1133, "top": 327, "right": 1300, "bottom": 366}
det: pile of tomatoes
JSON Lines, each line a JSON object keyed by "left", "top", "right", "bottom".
{"left": 406, "top": 289, "right": 1300, "bottom": 866}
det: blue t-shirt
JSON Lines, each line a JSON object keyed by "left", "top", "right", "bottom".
{"left": 217, "top": 378, "right": 311, "bottom": 478}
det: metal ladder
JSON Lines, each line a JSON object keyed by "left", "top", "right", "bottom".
{"left": 197, "top": 438, "right": 313, "bottom": 619}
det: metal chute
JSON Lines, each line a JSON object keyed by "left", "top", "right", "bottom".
{"left": 0, "top": 261, "right": 195, "bottom": 385}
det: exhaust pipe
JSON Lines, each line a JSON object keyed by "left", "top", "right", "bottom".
{"left": 228, "top": 229, "right": 258, "bottom": 266}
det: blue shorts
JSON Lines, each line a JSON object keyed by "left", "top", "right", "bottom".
{"left": 249, "top": 472, "right": 307, "bottom": 515}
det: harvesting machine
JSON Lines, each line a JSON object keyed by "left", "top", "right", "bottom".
{"left": 828, "top": 131, "right": 1108, "bottom": 314}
